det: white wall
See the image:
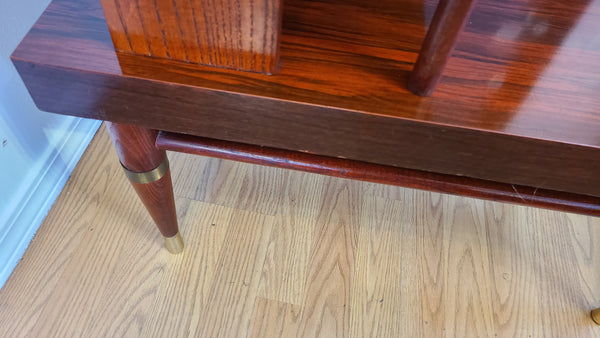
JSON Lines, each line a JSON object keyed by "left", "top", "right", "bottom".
{"left": 0, "top": 0, "right": 101, "bottom": 288}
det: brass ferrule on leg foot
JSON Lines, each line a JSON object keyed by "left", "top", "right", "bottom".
{"left": 122, "top": 157, "right": 170, "bottom": 184}
{"left": 592, "top": 308, "right": 600, "bottom": 325}
{"left": 164, "top": 232, "right": 184, "bottom": 254}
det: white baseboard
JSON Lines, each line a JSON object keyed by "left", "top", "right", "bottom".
{"left": 0, "top": 118, "right": 101, "bottom": 289}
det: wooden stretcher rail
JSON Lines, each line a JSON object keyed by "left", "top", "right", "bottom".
{"left": 157, "top": 131, "right": 600, "bottom": 217}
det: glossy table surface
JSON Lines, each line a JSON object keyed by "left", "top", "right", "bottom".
{"left": 11, "top": 0, "right": 600, "bottom": 197}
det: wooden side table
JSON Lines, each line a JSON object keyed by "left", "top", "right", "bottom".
{"left": 11, "top": 0, "right": 600, "bottom": 324}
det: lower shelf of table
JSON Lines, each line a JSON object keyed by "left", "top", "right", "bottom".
{"left": 157, "top": 131, "right": 600, "bottom": 217}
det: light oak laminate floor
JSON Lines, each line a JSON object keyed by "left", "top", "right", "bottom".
{"left": 1, "top": 126, "right": 600, "bottom": 337}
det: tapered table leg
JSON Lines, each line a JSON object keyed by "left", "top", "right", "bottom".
{"left": 105, "top": 122, "right": 183, "bottom": 254}
{"left": 407, "top": 0, "right": 477, "bottom": 96}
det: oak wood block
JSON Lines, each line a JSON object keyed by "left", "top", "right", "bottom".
{"left": 100, "top": 0, "right": 282, "bottom": 73}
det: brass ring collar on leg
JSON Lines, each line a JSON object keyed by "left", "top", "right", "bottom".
{"left": 122, "top": 157, "right": 170, "bottom": 184}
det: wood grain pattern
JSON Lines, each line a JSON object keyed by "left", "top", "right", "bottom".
{"left": 83, "top": 198, "right": 192, "bottom": 337}
{"left": 407, "top": 0, "right": 477, "bottom": 96}
{"left": 258, "top": 171, "right": 325, "bottom": 304}
{"left": 249, "top": 297, "right": 301, "bottom": 338}
{"left": 567, "top": 213, "right": 600, "bottom": 306}
{"left": 442, "top": 197, "right": 493, "bottom": 336}
{"left": 415, "top": 191, "right": 447, "bottom": 336}
{"left": 396, "top": 189, "right": 425, "bottom": 338}
{"left": 167, "top": 151, "right": 287, "bottom": 215}
{"left": 532, "top": 210, "right": 598, "bottom": 336}
{"left": 196, "top": 208, "right": 274, "bottom": 337}
{"left": 296, "top": 179, "right": 361, "bottom": 337}
{"left": 99, "top": 0, "right": 282, "bottom": 73}
{"left": 0, "top": 128, "right": 117, "bottom": 337}
{"left": 140, "top": 201, "right": 241, "bottom": 337}
{"left": 11, "top": 0, "right": 600, "bottom": 197}
{"left": 168, "top": 155, "right": 246, "bottom": 206}
{"left": 350, "top": 196, "right": 404, "bottom": 337}
{"left": 28, "top": 136, "right": 164, "bottom": 337}
{"left": 1, "top": 127, "right": 600, "bottom": 336}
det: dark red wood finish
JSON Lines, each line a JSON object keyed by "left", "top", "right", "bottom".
{"left": 407, "top": 0, "right": 477, "bottom": 96}
{"left": 106, "top": 123, "right": 179, "bottom": 238}
{"left": 157, "top": 131, "right": 600, "bottom": 217}
{"left": 11, "top": 0, "right": 600, "bottom": 199}
{"left": 105, "top": 122, "right": 164, "bottom": 170}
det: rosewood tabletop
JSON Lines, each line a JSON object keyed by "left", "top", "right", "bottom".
{"left": 11, "top": 0, "right": 600, "bottom": 197}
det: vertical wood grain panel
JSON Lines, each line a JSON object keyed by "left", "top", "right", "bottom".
{"left": 170, "top": 0, "right": 204, "bottom": 62}
{"left": 100, "top": 0, "right": 282, "bottom": 73}
{"left": 153, "top": 0, "right": 188, "bottom": 60}
{"left": 102, "top": 0, "right": 150, "bottom": 54}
